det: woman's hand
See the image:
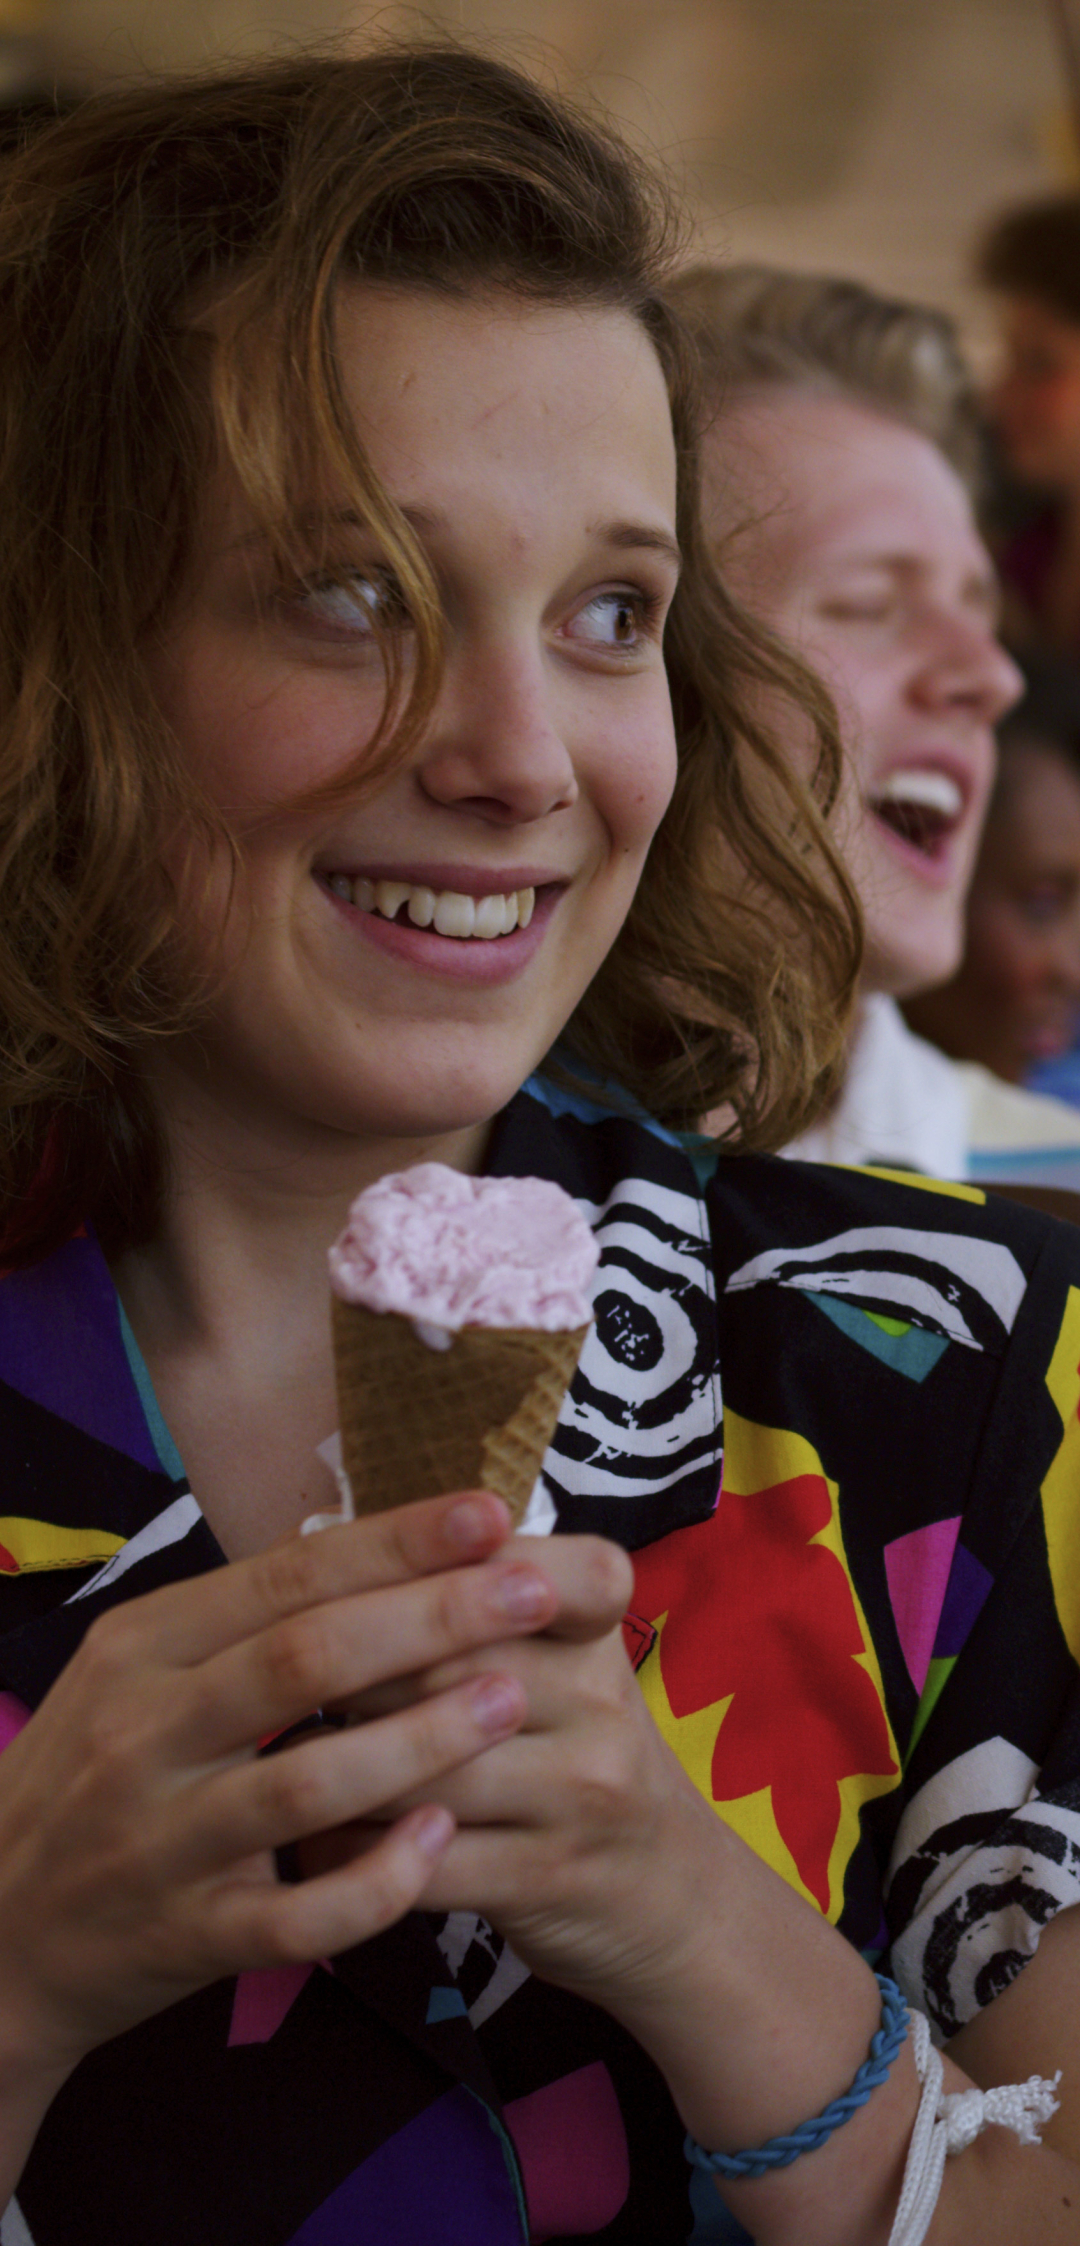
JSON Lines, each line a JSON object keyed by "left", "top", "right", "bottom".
{"left": 309, "top": 1534, "right": 1080, "bottom": 2246}
{"left": 305, "top": 1529, "right": 723, "bottom": 2022}
{"left": 0, "top": 1489, "right": 565, "bottom": 2100}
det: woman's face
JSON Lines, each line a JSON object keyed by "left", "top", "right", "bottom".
{"left": 907, "top": 741, "right": 1080, "bottom": 1082}
{"left": 147, "top": 288, "right": 680, "bottom": 1168}
{"left": 702, "top": 391, "right": 1021, "bottom": 997}
{"left": 988, "top": 294, "right": 1080, "bottom": 491}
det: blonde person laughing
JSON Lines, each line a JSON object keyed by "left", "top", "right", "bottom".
{"left": 670, "top": 264, "right": 1080, "bottom": 1181}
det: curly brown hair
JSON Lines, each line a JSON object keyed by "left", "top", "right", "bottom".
{"left": 0, "top": 44, "right": 860, "bottom": 1264}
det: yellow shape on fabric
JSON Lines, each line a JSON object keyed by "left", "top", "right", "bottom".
{"left": 0, "top": 1516, "right": 126, "bottom": 1573}
{"left": 840, "top": 1165, "right": 986, "bottom": 1205}
{"left": 1040, "top": 1286, "right": 1080, "bottom": 1666}
{"left": 636, "top": 1626, "right": 732, "bottom": 1799}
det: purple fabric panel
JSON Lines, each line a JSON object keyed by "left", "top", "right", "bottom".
{"left": 933, "top": 1542, "right": 994, "bottom": 1658}
{"left": 286, "top": 2086, "right": 524, "bottom": 2246}
{"left": 0, "top": 1233, "right": 158, "bottom": 1471}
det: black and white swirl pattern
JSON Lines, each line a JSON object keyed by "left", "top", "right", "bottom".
{"left": 542, "top": 1175, "right": 723, "bottom": 1543}
{"left": 725, "top": 1225, "right": 1027, "bottom": 1353}
{"left": 887, "top": 1738, "right": 1080, "bottom": 2041}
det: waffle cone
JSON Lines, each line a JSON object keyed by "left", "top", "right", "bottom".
{"left": 331, "top": 1295, "right": 588, "bottom": 1524}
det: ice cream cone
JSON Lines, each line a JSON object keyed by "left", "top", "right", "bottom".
{"left": 331, "top": 1294, "right": 587, "bottom": 1523}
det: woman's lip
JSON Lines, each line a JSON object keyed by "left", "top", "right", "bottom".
{"left": 321, "top": 877, "right": 559, "bottom": 983}
{"left": 312, "top": 862, "right": 562, "bottom": 899}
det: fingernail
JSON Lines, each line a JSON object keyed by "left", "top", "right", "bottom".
{"left": 446, "top": 1495, "right": 505, "bottom": 1551}
{"left": 496, "top": 1566, "right": 548, "bottom": 1621}
{"left": 412, "top": 1805, "right": 454, "bottom": 1858}
{"left": 472, "top": 1676, "right": 523, "bottom": 1735}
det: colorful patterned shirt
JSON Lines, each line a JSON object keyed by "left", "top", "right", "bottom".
{"left": 2, "top": 1076, "right": 1080, "bottom": 2245}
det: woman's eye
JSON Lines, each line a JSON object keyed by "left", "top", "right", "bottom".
{"left": 569, "top": 591, "right": 649, "bottom": 649}
{"left": 819, "top": 596, "right": 895, "bottom": 624}
{"left": 291, "top": 570, "right": 410, "bottom": 637}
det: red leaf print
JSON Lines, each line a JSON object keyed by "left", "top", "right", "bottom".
{"left": 633, "top": 1476, "right": 896, "bottom": 1912}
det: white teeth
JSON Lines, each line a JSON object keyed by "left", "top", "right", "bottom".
{"left": 406, "top": 886, "right": 436, "bottom": 928}
{"left": 333, "top": 876, "right": 540, "bottom": 937}
{"left": 375, "top": 879, "right": 412, "bottom": 920}
{"left": 874, "top": 770, "right": 963, "bottom": 819}
{"left": 433, "top": 891, "right": 476, "bottom": 938}
{"left": 473, "top": 894, "right": 508, "bottom": 939}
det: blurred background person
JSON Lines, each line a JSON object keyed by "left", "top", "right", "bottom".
{"left": 978, "top": 193, "right": 1080, "bottom": 657}
{"left": 906, "top": 650, "right": 1080, "bottom": 1092}
{"left": 667, "top": 262, "right": 1080, "bottom": 1177}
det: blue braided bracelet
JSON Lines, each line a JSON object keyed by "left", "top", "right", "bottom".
{"left": 685, "top": 1973, "right": 909, "bottom": 2180}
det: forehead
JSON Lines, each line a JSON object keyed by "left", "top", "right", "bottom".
{"left": 331, "top": 284, "right": 677, "bottom": 525}
{"left": 706, "top": 390, "right": 983, "bottom": 591}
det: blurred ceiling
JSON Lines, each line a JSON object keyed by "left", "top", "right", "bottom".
{"left": 4, "top": 0, "right": 1070, "bottom": 352}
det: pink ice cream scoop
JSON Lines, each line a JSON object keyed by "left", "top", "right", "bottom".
{"left": 329, "top": 1164, "right": 598, "bottom": 1334}
{"left": 327, "top": 1166, "right": 598, "bottom": 1522}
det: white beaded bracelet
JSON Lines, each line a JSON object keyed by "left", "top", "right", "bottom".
{"left": 888, "top": 2008, "right": 1062, "bottom": 2246}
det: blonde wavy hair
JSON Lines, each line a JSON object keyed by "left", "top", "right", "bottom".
{"left": 665, "top": 262, "right": 983, "bottom": 492}
{"left": 0, "top": 46, "right": 860, "bottom": 1263}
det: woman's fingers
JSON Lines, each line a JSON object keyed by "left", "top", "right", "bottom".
{"left": 206, "top": 1803, "right": 458, "bottom": 1969}
{"left": 164, "top": 1669, "right": 528, "bottom": 1875}
{"left": 88, "top": 1488, "right": 515, "bottom": 1673}
{"left": 170, "top": 1547, "right": 556, "bottom": 1761}
{"left": 520, "top": 1534, "right": 634, "bottom": 1642}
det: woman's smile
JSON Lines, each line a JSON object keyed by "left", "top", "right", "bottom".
{"left": 864, "top": 758, "right": 975, "bottom": 883}
{"left": 315, "top": 865, "right": 561, "bottom": 985}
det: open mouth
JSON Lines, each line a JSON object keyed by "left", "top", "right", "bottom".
{"left": 867, "top": 769, "right": 965, "bottom": 861}
{"left": 321, "top": 874, "right": 537, "bottom": 940}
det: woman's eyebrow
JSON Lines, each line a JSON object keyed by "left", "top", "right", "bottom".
{"left": 592, "top": 520, "right": 682, "bottom": 572}
{"left": 225, "top": 509, "right": 682, "bottom": 573}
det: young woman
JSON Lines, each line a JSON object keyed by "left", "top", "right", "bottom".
{"left": 668, "top": 262, "right": 1080, "bottom": 1182}
{"left": 1, "top": 48, "right": 1080, "bottom": 2246}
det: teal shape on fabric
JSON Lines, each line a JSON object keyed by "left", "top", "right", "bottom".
{"left": 471, "top": 2089, "right": 530, "bottom": 2244}
{"left": 425, "top": 1986, "right": 469, "bottom": 2023}
{"left": 805, "top": 1293, "right": 949, "bottom": 1382}
{"left": 117, "top": 1301, "right": 186, "bottom": 1479}
{"left": 688, "top": 2166, "right": 754, "bottom": 2241}
{"left": 905, "top": 1654, "right": 958, "bottom": 1767}
{"left": 524, "top": 1061, "right": 683, "bottom": 1148}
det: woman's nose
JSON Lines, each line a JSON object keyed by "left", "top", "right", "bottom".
{"left": 913, "top": 614, "right": 1024, "bottom": 727}
{"left": 416, "top": 645, "right": 579, "bottom": 826}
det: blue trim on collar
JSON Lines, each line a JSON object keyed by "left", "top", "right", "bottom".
{"left": 117, "top": 1301, "right": 186, "bottom": 1481}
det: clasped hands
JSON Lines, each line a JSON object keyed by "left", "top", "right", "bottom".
{"left": 0, "top": 1486, "right": 708, "bottom": 2097}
